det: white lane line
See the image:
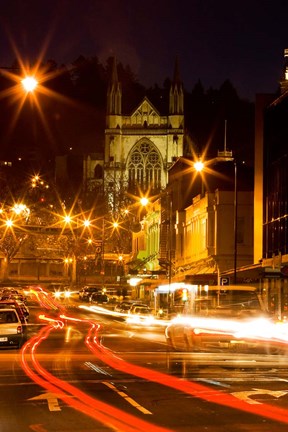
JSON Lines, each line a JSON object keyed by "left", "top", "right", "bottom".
{"left": 84, "top": 361, "right": 113, "bottom": 376}
{"left": 103, "top": 381, "right": 152, "bottom": 414}
{"left": 197, "top": 379, "right": 231, "bottom": 388}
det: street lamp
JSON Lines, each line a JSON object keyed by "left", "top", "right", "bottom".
{"left": 64, "top": 257, "right": 73, "bottom": 283}
{"left": 21, "top": 76, "right": 38, "bottom": 93}
{"left": 140, "top": 197, "right": 149, "bottom": 207}
{"left": 5, "top": 219, "right": 13, "bottom": 228}
{"left": 167, "top": 191, "right": 173, "bottom": 315}
{"left": 63, "top": 215, "right": 72, "bottom": 225}
{"left": 82, "top": 219, "right": 91, "bottom": 228}
{"left": 233, "top": 160, "right": 238, "bottom": 284}
{"left": 193, "top": 159, "right": 206, "bottom": 197}
{"left": 194, "top": 160, "right": 204, "bottom": 172}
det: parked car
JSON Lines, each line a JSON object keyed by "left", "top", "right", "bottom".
{"left": 0, "top": 308, "right": 25, "bottom": 348}
{"left": 114, "top": 302, "right": 132, "bottom": 313}
{"left": 1, "top": 293, "right": 27, "bottom": 304}
{"left": 129, "top": 306, "right": 152, "bottom": 315}
{"left": 89, "top": 293, "right": 109, "bottom": 304}
{"left": 129, "top": 302, "right": 149, "bottom": 314}
{"left": 115, "top": 301, "right": 147, "bottom": 314}
{"left": 79, "top": 286, "right": 100, "bottom": 302}
{"left": 0, "top": 287, "right": 27, "bottom": 302}
{"left": 17, "top": 302, "right": 30, "bottom": 320}
{"left": 0, "top": 288, "right": 20, "bottom": 298}
{"left": 0, "top": 300, "right": 28, "bottom": 324}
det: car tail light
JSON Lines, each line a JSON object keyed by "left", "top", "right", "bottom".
{"left": 17, "top": 325, "right": 22, "bottom": 334}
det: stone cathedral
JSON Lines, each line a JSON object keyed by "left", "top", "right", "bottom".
{"left": 83, "top": 58, "right": 184, "bottom": 212}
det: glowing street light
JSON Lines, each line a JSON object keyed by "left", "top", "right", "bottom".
{"left": 83, "top": 219, "right": 91, "bottom": 228}
{"left": 140, "top": 197, "right": 149, "bottom": 207}
{"left": 193, "top": 158, "right": 206, "bottom": 198}
{"left": 21, "top": 76, "right": 38, "bottom": 93}
{"left": 64, "top": 257, "right": 73, "bottom": 265}
{"left": 194, "top": 160, "right": 204, "bottom": 172}
{"left": 63, "top": 215, "right": 72, "bottom": 224}
{"left": 5, "top": 219, "right": 13, "bottom": 228}
{"left": 11, "top": 203, "right": 29, "bottom": 216}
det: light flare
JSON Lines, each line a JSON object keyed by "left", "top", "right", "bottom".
{"left": 22, "top": 76, "right": 38, "bottom": 92}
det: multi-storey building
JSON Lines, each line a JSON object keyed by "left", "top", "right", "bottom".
{"left": 254, "top": 49, "right": 288, "bottom": 318}
{"left": 175, "top": 189, "right": 254, "bottom": 284}
{"left": 130, "top": 153, "right": 254, "bottom": 304}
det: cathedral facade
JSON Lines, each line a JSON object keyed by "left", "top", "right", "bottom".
{"left": 84, "top": 59, "right": 185, "bottom": 214}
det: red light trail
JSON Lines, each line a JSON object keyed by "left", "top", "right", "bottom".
{"left": 21, "top": 312, "right": 288, "bottom": 430}
{"left": 21, "top": 317, "right": 171, "bottom": 432}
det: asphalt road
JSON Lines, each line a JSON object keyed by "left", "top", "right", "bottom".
{"left": 0, "top": 300, "right": 288, "bottom": 432}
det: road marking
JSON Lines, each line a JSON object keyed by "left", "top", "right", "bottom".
{"left": 85, "top": 361, "right": 112, "bottom": 376}
{"left": 232, "top": 388, "right": 288, "bottom": 404}
{"left": 198, "top": 378, "right": 231, "bottom": 388}
{"left": 28, "top": 392, "right": 62, "bottom": 411}
{"left": 103, "top": 381, "right": 152, "bottom": 414}
{"left": 196, "top": 376, "right": 286, "bottom": 383}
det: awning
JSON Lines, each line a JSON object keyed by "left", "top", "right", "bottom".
{"left": 221, "top": 263, "right": 263, "bottom": 282}
{"left": 185, "top": 273, "right": 218, "bottom": 285}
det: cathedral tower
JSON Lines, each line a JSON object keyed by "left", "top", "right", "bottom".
{"left": 103, "top": 59, "right": 184, "bottom": 213}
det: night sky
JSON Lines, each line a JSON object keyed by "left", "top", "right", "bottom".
{"left": 0, "top": 0, "right": 288, "bottom": 101}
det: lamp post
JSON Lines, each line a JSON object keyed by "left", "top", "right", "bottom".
{"left": 20, "top": 72, "right": 40, "bottom": 168}
{"left": 194, "top": 159, "right": 205, "bottom": 197}
{"left": 157, "top": 191, "right": 174, "bottom": 315}
{"left": 168, "top": 191, "right": 173, "bottom": 315}
{"left": 64, "top": 257, "right": 73, "bottom": 284}
{"left": 233, "top": 160, "right": 238, "bottom": 284}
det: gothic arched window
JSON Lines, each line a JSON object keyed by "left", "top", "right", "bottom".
{"left": 94, "top": 164, "right": 103, "bottom": 179}
{"left": 127, "top": 141, "right": 162, "bottom": 192}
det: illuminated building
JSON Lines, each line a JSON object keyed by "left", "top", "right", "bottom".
{"left": 254, "top": 48, "right": 288, "bottom": 318}
{"left": 83, "top": 57, "right": 184, "bottom": 210}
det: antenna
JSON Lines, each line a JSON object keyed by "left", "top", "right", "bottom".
{"left": 217, "top": 119, "right": 233, "bottom": 161}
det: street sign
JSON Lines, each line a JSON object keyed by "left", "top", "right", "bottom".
{"left": 94, "top": 241, "right": 102, "bottom": 254}
{"left": 220, "top": 277, "right": 230, "bottom": 286}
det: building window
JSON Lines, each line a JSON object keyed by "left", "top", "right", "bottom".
{"left": 94, "top": 164, "right": 103, "bottom": 179}
{"left": 127, "top": 141, "right": 162, "bottom": 192}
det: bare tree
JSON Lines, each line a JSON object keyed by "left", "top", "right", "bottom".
{"left": 0, "top": 231, "right": 28, "bottom": 280}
